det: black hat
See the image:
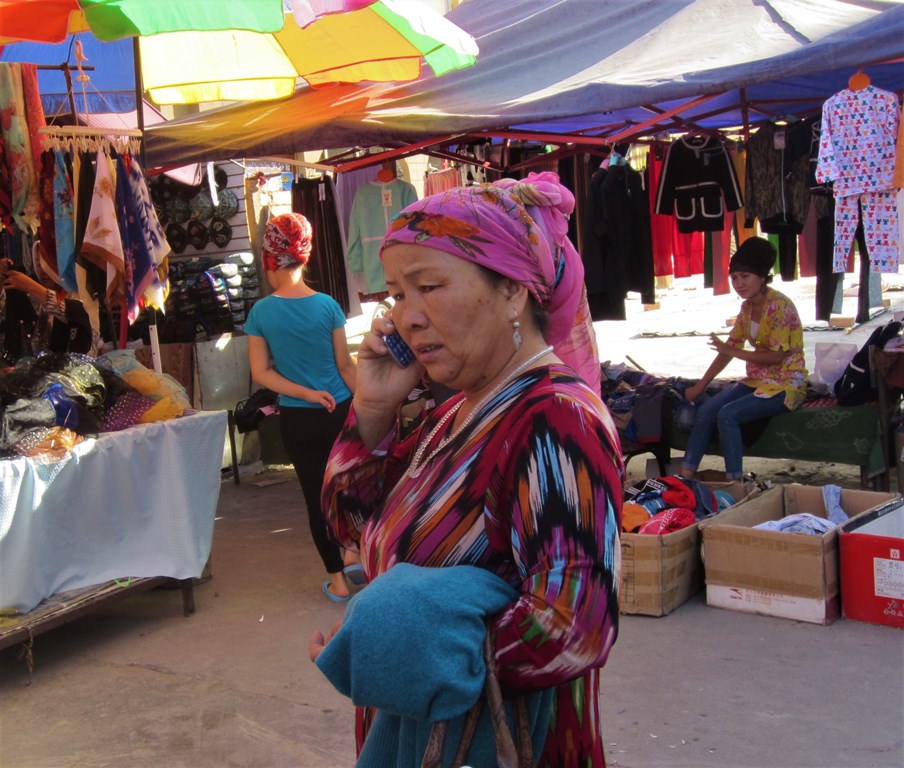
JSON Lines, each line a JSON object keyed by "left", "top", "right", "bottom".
{"left": 165, "top": 195, "right": 191, "bottom": 225}
{"left": 213, "top": 164, "right": 228, "bottom": 190}
{"left": 729, "top": 237, "right": 776, "bottom": 278}
{"left": 187, "top": 220, "right": 210, "bottom": 250}
{"left": 165, "top": 223, "right": 188, "bottom": 254}
{"left": 209, "top": 216, "right": 233, "bottom": 248}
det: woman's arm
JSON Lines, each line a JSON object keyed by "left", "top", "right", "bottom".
{"left": 489, "top": 398, "right": 622, "bottom": 692}
{"left": 332, "top": 327, "right": 357, "bottom": 395}
{"left": 247, "top": 334, "right": 336, "bottom": 410}
{"left": 685, "top": 347, "right": 733, "bottom": 401}
{"left": 3, "top": 270, "right": 66, "bottom": 319}
{"left": 321, "top": 406, "right": 421, "bottom": 548}
{"left": 709, "top": 332, "right": 786, "bottom": 366}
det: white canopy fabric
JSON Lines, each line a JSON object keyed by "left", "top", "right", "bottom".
{"left": 145, "top": 0, "right": 904, "bottom": 169}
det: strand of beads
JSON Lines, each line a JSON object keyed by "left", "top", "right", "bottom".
{"left": 407, "top": 345, "right": 553, "bottom": 478}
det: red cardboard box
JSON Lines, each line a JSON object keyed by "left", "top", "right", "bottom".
{"left": 839, "top": 498, "right": 904, "bottom": 629}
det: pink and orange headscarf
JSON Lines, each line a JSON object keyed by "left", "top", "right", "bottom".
{"left": 262, "top": 212, "right": 313, "bottom": 272}
{"left": 379, "top": 172, "right": 600, "bottom": 393}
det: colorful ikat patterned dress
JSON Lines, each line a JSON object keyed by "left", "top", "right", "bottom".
{"left": 323, "top": 365, "right": 624, "bottom": 767}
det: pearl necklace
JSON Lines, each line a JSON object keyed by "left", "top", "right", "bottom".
{"left": 406, "top": 345, "right": 554, "bottom": 478}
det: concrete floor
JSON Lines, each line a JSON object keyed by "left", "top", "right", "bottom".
{"left": 1, "top": 464, "right": 902, "bottom": 768}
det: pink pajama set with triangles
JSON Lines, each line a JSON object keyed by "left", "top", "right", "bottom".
{"left": 816, "top": 85, "right": 901, "bottom": 273}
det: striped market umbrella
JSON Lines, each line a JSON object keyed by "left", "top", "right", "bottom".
{"left": 0, "top": 0, "right": 479, "bottom": 106}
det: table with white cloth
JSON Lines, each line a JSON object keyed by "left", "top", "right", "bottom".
{"left": 0, "top": 410, "right": 227, "bottom": 629}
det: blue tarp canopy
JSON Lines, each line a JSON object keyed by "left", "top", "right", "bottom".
{"left": 0, "top": 33, "right": 136, "bottom": 115}
{"left": 136, "top": 0, "right": 903, "bottom": 169}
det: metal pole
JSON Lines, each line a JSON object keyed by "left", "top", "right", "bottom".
{"left": 132, "top": 37, "right": 146, "bottom": 166}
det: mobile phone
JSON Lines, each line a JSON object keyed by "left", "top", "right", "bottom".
{"left": 384, "top": 331, "right": 415, "bottom": 367}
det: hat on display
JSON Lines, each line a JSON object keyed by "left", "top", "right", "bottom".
{"left": 188, "top": 190, "right": 215, "bottom": 221}
{"left": 187, "top": 220, "right": 210, "bottom": 250}
{"left": 152, "top": 193, "right": 168, "bottom": 226}
{"left": 213, "top": 164, "right": 228, "bottom": 191}
{"left": 209, "top": 216, "right": 233, "bottom": 248}
{"left": 214, "top": 188, "right": 239, "bottom": 220}
{"left": 174, "top": 179, "right": 201, "bottom": 201}
{"left": 165, "top": 195, "right": 191, "bottom": 225}
{"left": 166, "top": 223, "right": 188, "bottom": 254}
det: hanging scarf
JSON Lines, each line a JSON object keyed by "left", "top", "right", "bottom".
{"left": 115, "top": 152, "right": 170, "bottom": 321}
{"left": 0, "top": 63, "right": 41, "bottom": 233}
{"left": 52, "top": 149, "right": 76, "bottom": 291}
{"left": 34, "top": 149, "right": 62, "bottom": 288}
{"left": 81, "top": 148, "right": 125, "bottom": 303}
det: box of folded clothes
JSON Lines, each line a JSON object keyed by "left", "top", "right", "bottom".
{"left": 618, "top": 476, "right": 759, "bottom": 617}
{"left": 699, "top": 484, "right": 898, "bottom": 625}
{"left": 839, "top": 498, "right": 904, "bottom": 629}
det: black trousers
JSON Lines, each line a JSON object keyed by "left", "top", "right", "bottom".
{"left": 279, "top": 399, "right": 351, "bottom": 575}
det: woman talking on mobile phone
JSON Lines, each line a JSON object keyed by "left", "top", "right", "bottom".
{"left": 310, "top": 174, "right": 622, "bottom": 767}
{"left": 244, "top": 213, "right": 357, "bottom": 602}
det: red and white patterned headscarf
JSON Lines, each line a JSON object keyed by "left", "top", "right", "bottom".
{"left": 262, "top": 212, "right": 313, "bottom": 271}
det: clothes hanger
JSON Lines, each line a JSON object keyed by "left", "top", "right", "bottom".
{"left": 848, "top": 68, "right": 871, "bottom": 91}
{"left": 769, "top": 113, "right": 800, "bottom": 126}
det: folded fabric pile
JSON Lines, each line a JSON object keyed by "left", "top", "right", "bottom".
{"left": 754, "top": 513, "right": 836, "bottom": 535}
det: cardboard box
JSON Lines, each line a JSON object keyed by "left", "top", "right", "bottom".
{"left": 839, "top": 498, "right": 904, "bottom": 629}
{"left": 619, "top": 480, "right": 757, "bottom": 617}
{"left": 699, "top": 484, "right": 897, "bottom": 625}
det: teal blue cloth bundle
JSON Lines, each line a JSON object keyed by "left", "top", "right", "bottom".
{"left": 315, "top": 563, "right": 553, "bottom": 767}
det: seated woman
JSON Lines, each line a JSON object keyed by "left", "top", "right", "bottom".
{"left": 310, "top": 173, "right": 623, "bottom": 767}
{"left": 680, "top": 237, "right": 807, "bottom": 480}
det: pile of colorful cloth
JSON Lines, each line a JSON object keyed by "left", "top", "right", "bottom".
{"left": 622, "top": 475, "right": 737, "bottom": 535}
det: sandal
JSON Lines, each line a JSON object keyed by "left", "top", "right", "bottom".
{"left": 322, "top": 581, "right": 351, "bottom": 603}
{"left": 343, "top": 563, "right": 367, "bottom": 587}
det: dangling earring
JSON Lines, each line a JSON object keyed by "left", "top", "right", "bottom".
{"left": 512, "top": 320, "right": 523, "bottom": 351}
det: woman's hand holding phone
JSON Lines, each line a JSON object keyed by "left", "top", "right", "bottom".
{"left": 353, "top": 317, "right": 422, "bottom": 446}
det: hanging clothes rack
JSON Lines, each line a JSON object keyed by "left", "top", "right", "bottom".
{"left": 39, "top": 125, "right": 163, "bottom": 374}
{"left": 38, "top": 125, "right": 142, "bottom": 138}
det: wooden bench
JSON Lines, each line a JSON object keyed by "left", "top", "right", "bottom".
{"left": 609, "top": 360, "right": 900, "bottom": 489}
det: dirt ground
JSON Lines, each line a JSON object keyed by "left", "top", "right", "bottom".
{"left": 2, "top": 466, "right": 901, "bottom": 768}
{"left": 1, "top": 271, "right": 902, "bottom": 767}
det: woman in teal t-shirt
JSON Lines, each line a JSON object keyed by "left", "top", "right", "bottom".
{"left": 246, "top": 213, "right": 357, "bottom": 601}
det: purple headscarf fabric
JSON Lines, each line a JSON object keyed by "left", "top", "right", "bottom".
{"left": 379, "top": 172, "right": 582, "bottom": 344}
{"left": 379, "top": 172, "right": 600, "bottom": 391}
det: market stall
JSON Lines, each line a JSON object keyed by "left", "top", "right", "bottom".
{"left": 0, "top": 409, "right": 226, "bottom": 616}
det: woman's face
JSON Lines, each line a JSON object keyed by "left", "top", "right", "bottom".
{"left": 382, "top": 244, "right": 524, "bottom": 396}
{"left": 730, "top": 270, "right": 764, "bottom": 300}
